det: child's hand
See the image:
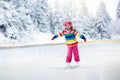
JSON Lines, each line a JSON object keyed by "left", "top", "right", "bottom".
{"left": 84, "top": 38, "right": 86, "bottom": 42}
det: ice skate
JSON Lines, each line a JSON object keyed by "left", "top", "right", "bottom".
{"left": 65, "top": 62, "right": 70, "bottom": 69}
{"left": 76, "top": 62, "right": 79, "bottom": 66}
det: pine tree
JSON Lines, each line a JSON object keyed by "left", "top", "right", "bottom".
{"left": 75, "top": 0, "right": 95, "bottom": 39}
{"left": 48, "top": 11, "right": 55, "bottom": 34}
{"left": 9, "top": 0, "right": 32, "bottom": 9}
{"left": 0, "top": 1, "right": 18, "bottom": 39}
{"left": 83, "top": 16, "right": 97, "bottom": 39}
{"left": 68, "top": 0, "right": 91, "bottom": 34}
{"left": 3, "top": 0, "right": 11, "bottom": 2}
{"left": 53, "top": 10, "right": 65, "bottom": 34}
{"left": 63, "top": 0, "right": 76, "bottom": 21}
{"left": 95, "top": 1, "right": 111, "bottom": 39}
{"left": 0, "top": 0, "right": 36, "bottom": 39}
{"left": 116, "top": 1, "right": 120, "bottom": 19}
{"left": 50, "top": 0, "right": 65, "bottom": 34}
{"left": 31, "top": 0, "right": 51, "bottom": 33}
{"left": 107, "top": 19, "right": 120, "bottom": 39}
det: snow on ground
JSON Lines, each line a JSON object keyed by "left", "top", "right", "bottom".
{"left": 0, "top": 33, "right": 66, "bottom": 47}
{"left": 0, "top": 32, "right": 119, "bottom": 47}
{"left": 0, "top": 41, "right": 120, "bottom": 80}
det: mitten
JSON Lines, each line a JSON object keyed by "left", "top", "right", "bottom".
{"left": 84, "top": 38, "right": 86, "bottom": 42}
{"left": 51, "top": 37, "right": 54, "bottom": 40}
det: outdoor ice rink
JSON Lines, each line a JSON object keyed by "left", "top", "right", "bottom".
{"left": 0, "top": 41, "right": 120, "bottom": 80}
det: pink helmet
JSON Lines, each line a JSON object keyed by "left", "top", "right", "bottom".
{"left": 64, "top": 21, "right": 72, "bottom": 27}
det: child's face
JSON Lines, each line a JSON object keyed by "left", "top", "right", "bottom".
{"left": 66, "top": 24, "right": 72, "bottom": 30}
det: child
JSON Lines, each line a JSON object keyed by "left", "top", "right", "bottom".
{"left": 51, "top": 21, "right": 86, "bottom": 67}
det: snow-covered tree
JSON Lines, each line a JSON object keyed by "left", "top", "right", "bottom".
{"left": 107, "top": 20, "right": 120, "bottom": 39}
{"left": 76, "top": 0, "right": 91, "bottom": 33}
{"left": 0, "top": 0, "right": 36, "bottom": 40}
{"left": 0, "top": 0, "right": 117, "bottom": 41}
{"left": 72, "top": 0, "right": 95, "bottom": 39}
{"left": 3, "top": 0, "right": 10, "bottom": 2}
{"left": 95, "top": 1, "right": 111, "bottom": 39}
{"left": 0, "top": 1, "right": 17, "bottom": 39}
{"left": 9, "top": 0, "right": 31, "bottom": 9}
{"left": 116, "top": 1, "right": 120, "bottom": 19}
{"left": 48, "top": 11, "right": 55, "bottom": 34}
{"left": 63, "top": 0, "right": 76, "bottom": 21}
{"left": 83, "top": 17, "right": 98, "bottom": 39}
{"left": 52, "top": 10, "right": 65, "bottom": 34}
{"left": 52, "top": 1, "right": 69, "bottom": 34}
{"left": 30, "top": 0, "right": 51, "bottom": 33}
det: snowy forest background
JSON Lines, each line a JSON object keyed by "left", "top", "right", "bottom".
{"left": 0, "top": 0, "right": 120, "bottom": 44}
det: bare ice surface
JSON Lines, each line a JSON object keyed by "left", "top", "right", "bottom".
{"left": 0, "top": 42, "right": 120, "bottom": 80}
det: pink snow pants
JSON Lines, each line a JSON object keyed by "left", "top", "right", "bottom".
{"left": 66, "top": 45, "right": 80, "bottom": 63}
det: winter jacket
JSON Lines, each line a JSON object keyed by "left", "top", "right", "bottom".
{"left": 52, "top": 29, "right": 86, "bottom": 47}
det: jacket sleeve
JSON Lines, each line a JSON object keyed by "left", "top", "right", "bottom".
{"left": 52, "top": 32, "right": 64, "bottom": 40}
{"left": 74, "top": 30, "right": 86, "bottom": 40}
